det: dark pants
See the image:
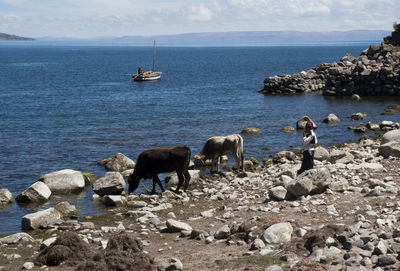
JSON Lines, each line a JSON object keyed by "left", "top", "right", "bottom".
{"left": 297, "top": 150, "right": 314, "bottom": 176}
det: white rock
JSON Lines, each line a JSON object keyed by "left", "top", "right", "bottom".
{"left": 16, "top": 181, "right": 51, "bottom": 203}
{"left": 262, "top": 222, "right": 293, "bottom": 244}
{"left": 39, "top": 169, "right": 85, "bottom": 193}
{"left": 93, "top": 172, "right": 126, "bottom": 196}
{"left": 166, "top": 219, "right": 192, "bottom": 233}
{"left": 0, "top": 188, "right": 14, "bottom": 205}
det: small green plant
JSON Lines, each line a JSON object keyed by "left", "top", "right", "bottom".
{"left": 83, "top": 173, "right": 97, "bottom": 184}
{"left": 249, "top": 156, "right": 259, "bottom": 165}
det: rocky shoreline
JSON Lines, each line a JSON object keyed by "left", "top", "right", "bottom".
{"left": 260, "top": 24, "right": 400, "bottom": 96}
{"left": 1, "top": 115, "right": 400, "bottom": 270}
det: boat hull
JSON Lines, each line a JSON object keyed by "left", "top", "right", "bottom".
{"left": 131, "top": 71, "right": 162, "bottom": 82}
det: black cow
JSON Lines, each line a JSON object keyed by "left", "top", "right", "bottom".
{"left": 128, "top": 146, "right": 191, "bottom": 194}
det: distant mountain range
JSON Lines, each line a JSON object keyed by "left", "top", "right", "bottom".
{"left": 2, "top": 30, "right": 391, "bottom": 45}
{"left": 0, "top": 33, "right": 34, "bottom": 40}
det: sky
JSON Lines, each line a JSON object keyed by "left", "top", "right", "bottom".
{"left": 0, "top": 0, "right": 399, "bottom": 38}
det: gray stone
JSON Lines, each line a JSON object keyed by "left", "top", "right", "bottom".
{"left": 0, "top": 188, "right": 14, "bottom": 205}
{"left": 166, "top": 219, "right": 192, "bottom": 233}
{"left": 322, "top": 113, "right": 340, "bottom": 124}
{"left": 329, "top": 150, "right": 354, "bottom": 164}
{"left": 314, "top": 146, "right": 330, "bottom": 161}
{"left": 158, "top": 257, "right": 183, "bottom": 271}
{"left": 22, "top": 262, "right": 34, "bottom": 270}
{"left": 21, "top": 202, "right": 76, "bottom": 230}
{"left": 54, "top": 201, "right": 77, "bottom": 217}
{"left": 281, "top": 126, "right": 295, "bottom": 133}
{"left": 262, "top": 222, "right": 293, "bottom": 244}
{"left": 377, "top": 255, "right": 396, "bottom": 266}
{"left": 287, "top": 168, "right": 331, "bottom": 197}
{"left": 265, "top": 264, "right": 283, "bottom": 271}
{"left": 38, "top": 169, "right": 85, "bottom": 193}
{"left": 250, "top": 238, "right": 265, "bottom": 250}
{"left": 21, "top": 208, "right": 62, "bottom": 230}
{"left": 104, "top": 195, "right": 127, "bottom": 207}
{"left": 16, "top": 181, "right": 51, "bottom": 203}
{"left": 381, "top": 129, "right": 400, "bottom": 144}
{"left": 92, "top": 172, "right": 126, "bottom": 196}
{"left": 269, "top": 186, "right": 287, "bottom": 201}
{"left": 241, "top": 127, "right": 262, "bottom": 135}
{"left": 0, "top": 232, "right": 34, "bottom": 244}
{"left": 329, "top": 179, "right": 349, "bottom": 192}
{"left": 214, "top": 225, "right": 231, "bottom": 239}
{"left": 379, "top": 141, "right": 400, "bottom": 158}
{"left": 97, "top": 153, "right": 136, "bottom": 172}
{"left": 166, "top": 170, "right": 200, "bottom": 189}
{"left": 350, "top": 113, "right": 367, "bottom": 120}
{"left": 296, "top": 116, "right": 317, "bottom": 129}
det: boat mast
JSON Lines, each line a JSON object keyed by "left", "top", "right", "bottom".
{"left": 152, "top": 40, "right": 156, "bottom": 71}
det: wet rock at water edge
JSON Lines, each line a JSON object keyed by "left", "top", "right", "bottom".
{"left": 97, "top": 153, "right": 136, "bottom": 172}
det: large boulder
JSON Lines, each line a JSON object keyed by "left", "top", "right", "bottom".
{"left": 21, "top": 202, "right": 77, "bottom": 230}
{"left": 0, "top": 188, "right": 14, "bottom": 205}
{"left": 38, "top": 169, "right": 85, "bottom": 194}
{"left": 322, "top": 113, "right": 340, "bottom": 124}
{"left": 296, "top": 116, "right": 317, "bottom": 129}
{"left": 16, "top": 181, "right": 52, "bottom": 203}
{"left": 166, "top": 170, "right": 200, "bottom": 189}
{"left": 379, "top": 142, "right": 400, "bottom": 158}
{"left": 314, "top": 146, "right": 330, "bottom": 161}
{"left": 287, "top": 168, "right": 332, "bottom": 198}
{"left": 381, "top": 129, "right": 400, "bottom": 145}
{"left": 92, "top": 172, "right": 126, "bottom": 196}
{"left": 262, "top": 222, "right": 293, "bottom": 244}
{"left": 97, "top": 153, "right": 136, "bottom": 172}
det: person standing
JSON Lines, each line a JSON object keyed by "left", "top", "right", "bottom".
{"left": 297, "top": 121, "right": 317, "bottom": 175}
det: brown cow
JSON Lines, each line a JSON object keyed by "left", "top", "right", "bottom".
{"left": 195, "top": 134, "right": 244, "bottom": 172}
{"left": 128, "top": 146, "right": 191, "bottom": 194}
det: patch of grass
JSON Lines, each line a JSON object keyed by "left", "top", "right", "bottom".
{"left": 80, "top": 210, "right": 126, "bottom": 225}
{"left": 28, "top": 229, "right": 60, "bottom": 240}
{"left": 211, "top": 255, "right": 286, "bottom": 270}
{"left": 82, "top": 172, "right": 97, "bottom": 184}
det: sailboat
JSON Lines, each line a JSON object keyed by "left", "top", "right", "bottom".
{"left": 130, "top": 40, "right": 162, "bottom": 81}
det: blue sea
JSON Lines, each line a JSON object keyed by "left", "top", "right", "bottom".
{"left": 0, "top": 41, "right": 399, "bottom": 234}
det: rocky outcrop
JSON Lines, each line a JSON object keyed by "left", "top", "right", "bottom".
{"left": 260, "top": 24, "right": 400, "bottom": 96}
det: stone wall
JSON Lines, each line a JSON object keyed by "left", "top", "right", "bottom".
{"left": 260, "top": 24, "right": 400, "bottom": 96}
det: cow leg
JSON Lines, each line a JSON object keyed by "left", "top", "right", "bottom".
{"left": 175, "top": 171, "right": 185, "bottom": 193}
{"left": 152, "top": 175, "right": 165, "bottom": 194}
{"left": 183, "top": 170, "right": 191, "bottom": 191}
{"left": 240, "top": 151, "right": 244, "bottom": 171}
{"left": 215, "top": 156, "right": 220, "bottom": 172}
{"left": 128, "top": 176, "right": 140, "bottom": 194}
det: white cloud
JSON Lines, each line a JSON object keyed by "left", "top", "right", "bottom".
{"left": 186, "top": 4, "right": 214, "bottom": 22}
{"left": 0, "top": 0, "right": 397, "bottom": 37}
